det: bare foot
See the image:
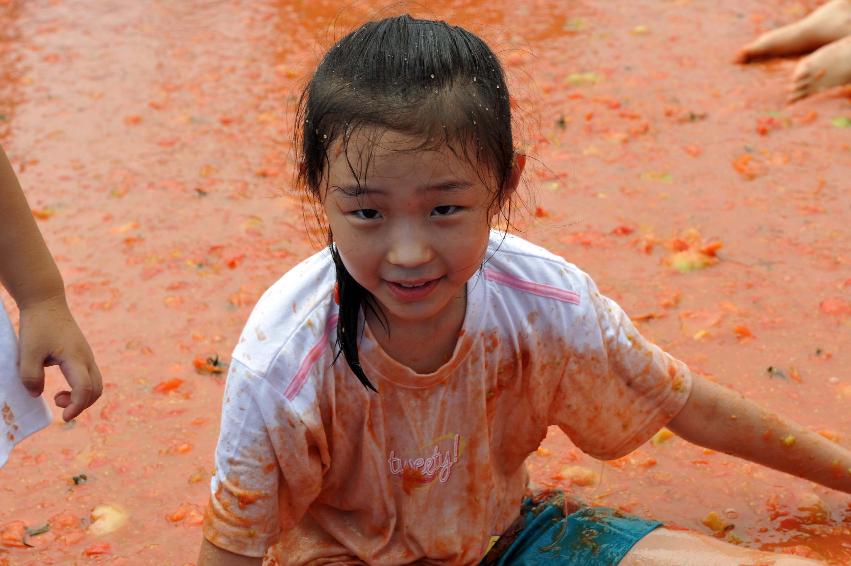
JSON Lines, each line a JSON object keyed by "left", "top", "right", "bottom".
{"left": 737, "top": 0, "right": 851, "bottom": 63}
{"left": 789, "top": 35, "right": 851, "bottom": 101}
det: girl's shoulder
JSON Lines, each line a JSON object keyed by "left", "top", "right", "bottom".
{"left": 481, "top": 232, "right": 616, "bottom": 350}
{"left": 484, "top": 231, "right": 593, "bottom": 302}
{"left": 231, "top": 247, "right": 338, "bottom": 382}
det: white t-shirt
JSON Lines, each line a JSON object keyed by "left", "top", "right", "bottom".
{"left": 0, "top": 305, "right": 51, "bottom": 469}
{"left": 203, "top": 232, "right": 693, "bottom": 564}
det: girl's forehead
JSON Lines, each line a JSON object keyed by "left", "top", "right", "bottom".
{"left": 334, "top": 127, "right": 453, "bottom": 157}
{"left": 329, "top": 128, "right": 476, "bottom": 179}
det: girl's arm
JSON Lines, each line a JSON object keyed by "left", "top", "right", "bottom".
{"left": 198, "top": 539, "right": 263, "bottom": 566}
{"left": 0, "top": 146, "right": 102, "bottom": 421}
{"left": 668, "top": 375, "right": 851, "bottom": 494}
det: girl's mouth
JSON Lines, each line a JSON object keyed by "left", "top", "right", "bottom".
{"left": 385, "top": 278, "right": 441, "bottom": 301}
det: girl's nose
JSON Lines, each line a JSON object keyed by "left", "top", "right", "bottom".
{"left": 386, "top": 228, "right": 434, "bottom": 268}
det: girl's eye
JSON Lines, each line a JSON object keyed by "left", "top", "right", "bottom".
{"left": 432, "top": 205, "right": 461, "bottom": 216}
{"left": 352, "top": 209, "right": 381, "bottom": 220}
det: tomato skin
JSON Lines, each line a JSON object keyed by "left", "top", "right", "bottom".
{"left": 153, "top": 378, "right": 184, "bottom": 393}
{"left": 83, "top": 542, "right": 112, "bottom": 556}
{"left": 0, "top": 521, "right": 27, "bottom": 548}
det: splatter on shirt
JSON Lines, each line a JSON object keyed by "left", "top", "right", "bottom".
{"left": 203, "top": 231, "right": 693, "bottom": 563}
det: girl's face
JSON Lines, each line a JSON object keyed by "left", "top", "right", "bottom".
{"left": 321, "top": 128, "right": 521, "bottom": 333}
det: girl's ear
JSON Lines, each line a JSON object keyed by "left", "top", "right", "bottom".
{"left": 505, "top": 153, "right": 526, "bottom": 196}
{"left": 490, "top": 153, "right": 526, "bottom": 222}
{"left": 503, "top": 152, "right": 525, "bottom": 199}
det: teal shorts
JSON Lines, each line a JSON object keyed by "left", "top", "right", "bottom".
{"left": 480, "top": 491, "right": 662, "bottom": 565}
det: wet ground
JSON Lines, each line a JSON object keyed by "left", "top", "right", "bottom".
{"left": 0, "top": 0, "right": 849, "bottom": 564}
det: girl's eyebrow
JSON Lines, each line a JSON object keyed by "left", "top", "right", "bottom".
{"left": 424, "top": 181, "right": 474, "bottom": 192}
{"left": 333, "top": 181, "right": 473, "bottom": 196}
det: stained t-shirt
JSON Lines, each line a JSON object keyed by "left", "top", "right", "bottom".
{"left": 0, "top": 305, "right": 51, "bottom": 469}
{"left": 202, "top": 232, "right": 693, "bottom": 564}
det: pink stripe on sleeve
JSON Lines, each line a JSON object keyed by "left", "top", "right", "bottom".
{"left": 284, "top": 315, "right": 339, "bottom": 400}
{"left": 484, "top": 269, "right": 581, "bottom": 305}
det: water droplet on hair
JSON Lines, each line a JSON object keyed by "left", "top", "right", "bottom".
{"left": 430, "top": 74, "right": 435, "bottom": 79}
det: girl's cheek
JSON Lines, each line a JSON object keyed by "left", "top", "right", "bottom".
{"left": 336, "top": 240, "right": 371, "bottom": 270}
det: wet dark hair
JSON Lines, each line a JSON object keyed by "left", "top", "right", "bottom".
{"left": 295, "top": 14, "right": 515, "bottom": 391}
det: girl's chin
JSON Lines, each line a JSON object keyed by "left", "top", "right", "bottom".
{"left": 376, "top": 298, "right": 445, "bottom": 323}
{"left": 375, "top": 288, "right": 466, "bottom": 327}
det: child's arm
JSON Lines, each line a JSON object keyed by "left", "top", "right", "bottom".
{"left": 668, "top": 375, "right": 851, "bottom": 494}
{"left": 0, "top": 146, "right": 102, "bottom": 421}
{"left": 198, "top": 539, "right": 263, "bottom": 566}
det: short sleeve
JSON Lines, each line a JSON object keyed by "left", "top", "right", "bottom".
{"left": 203, "top": 360, "right": 323, "bottom": 557}
{"left": 549, "top": 275, "right": 693, "bottom": 460}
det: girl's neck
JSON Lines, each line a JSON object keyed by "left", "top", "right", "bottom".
{"left": 365, "top": 289, "right": 467, "bottom": 375}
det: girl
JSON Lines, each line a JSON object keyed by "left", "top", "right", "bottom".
{"left": 199, "top": 15, "right": 850, "bottom": 566}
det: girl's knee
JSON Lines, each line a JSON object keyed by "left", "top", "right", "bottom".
{"left": 620, "top": 527, "right": 824, "bottom": 565}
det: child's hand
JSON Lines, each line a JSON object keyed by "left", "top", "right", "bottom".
{"left": 17, "top": 294, "right": 102, "bottom": 422}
